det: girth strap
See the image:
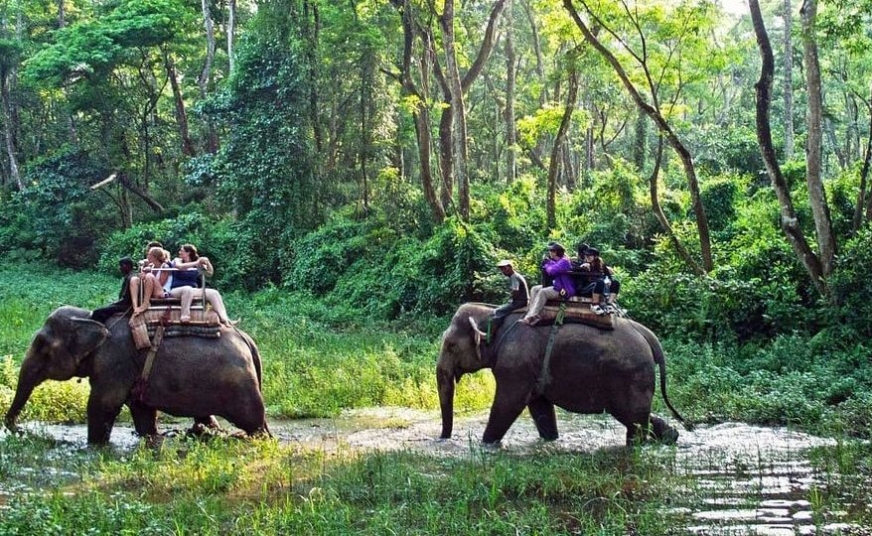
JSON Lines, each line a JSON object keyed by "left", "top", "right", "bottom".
{"left": 133, "top": 309, "right": 171, "bottom": 402}
{"left": 536, "top": 301, "right": 566, "bottom": 394}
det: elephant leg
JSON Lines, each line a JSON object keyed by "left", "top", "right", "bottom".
{"left": 221, "top": 391, "right": 267, "bottom": 436}
{"left": 650, "top": 415, "right": 679, "bottom": 445}
{"left": 527, "top": 396, "right": 558, "bottom": 441}
{"left": 195, "top": 416, "right": 221, "bottom": 429}
{"left": 86, "top": 396, "right": 122, "bottom": 445}
{"left": 129, "top": 402, "right": 158, "bottom": 437}
{"left": 188, "top": 416, "right": 223, "bottom": 437}
{"left": 482, "top": 381, "right": 529, "bottom": 444}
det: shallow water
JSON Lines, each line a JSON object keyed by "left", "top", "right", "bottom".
{"left": 4, "top": 410, "right": 871, "bottom": 534}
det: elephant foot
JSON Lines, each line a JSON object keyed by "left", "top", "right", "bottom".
{"left": 651, "top": 416, "right": 679, "bottom": 445}
{"left": 480, "top": 440, "right": 503, "bottom": 451}
{"left": 187, "top": 422, "right": 220, "bottom": 439}
{"left": 660, "top": 426, "right": 678, "bottom": 445}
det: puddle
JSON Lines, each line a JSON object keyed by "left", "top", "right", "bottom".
{"left": 4, "top": 410, "right": 871, "bottom": 534}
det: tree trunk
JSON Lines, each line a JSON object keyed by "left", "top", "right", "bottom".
{"left": 227, "top": 0, "right": 237, "bottom": 76}
{"left": 440, "top": 0, "right": 470, "bottom": 220}
{"left": 393, "top": 0, "right": 445, "bottom": 222}
{"left": 783, "top": 0, "right": 794, "bottom": 159}
{"left": 800, "top": 0, "right": 836, "bottom": 280}
{"left": 633, "top": 109, "right": 647, "bottom": 171}
{"left": 750, "top": 0, "right": 826, "bottom": 297}
{"left": 504, "top": 0, "right": 517, "bottom": 184}
{"left": 859, "top": 82, "right": 872, "bottom": 226}
{"left": 199, "top": 0, "right": 219, "bottom": 153}
{"left": 0, "top": 5, "right": 22, "bottom": 190}
{"left": 547, "top": 66, "right": 578, "bottom": 230}
{"left": 163, "top": 48, "right": 196, "bottom": 157}
{"left": 521, "top": 0, "right": 547, "bottom": 105}
{"left": 649, "top": 136, "right": 703, "bottom": 274}
{"left": 0, "top": 71, "right": 21, "bottom": 190}
{"left": 305, "top": 1, "right": 322, "bottom": 154}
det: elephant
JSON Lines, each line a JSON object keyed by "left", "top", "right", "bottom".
{"left": 437, "top": 303, "right": 690, "bottom": 446}
{"left": 4, "top": 306, "right": 270, "bottom": 444}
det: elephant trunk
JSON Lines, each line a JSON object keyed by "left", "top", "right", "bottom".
{"left": 437, "top": 364, "right": 456, "bottom": 439}
{"left": 4, "top": 352, "right": 43, "bottom": 432}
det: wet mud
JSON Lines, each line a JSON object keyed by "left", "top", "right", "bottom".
{"left": 3, "top": 409, "right": 871, "bottom": 535}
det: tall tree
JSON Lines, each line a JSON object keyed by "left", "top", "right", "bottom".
{"left": 800, "top": 0, "right": 836, "bottom": 279}
{"left": 0, "top": 2, "right": 22, "bottom": 189}
{"left": 563, "top": 0, "right": 714, "bottom": 274}
{"left": 749, "top": 0, "right": 826, "bottom": 297}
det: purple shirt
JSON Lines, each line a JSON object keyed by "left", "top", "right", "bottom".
{"left": 544, "top": 256, "right": 576, "bottom": 297}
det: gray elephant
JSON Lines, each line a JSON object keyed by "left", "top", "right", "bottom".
{"left": 437, "top": 303, "right": 689, "bottom": 446}
{"left": 5, "top": 306, "right": 269, "bottom": 444}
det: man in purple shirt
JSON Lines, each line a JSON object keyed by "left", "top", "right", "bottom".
{"left": 521, "top": 242, "right": 576, "bottom": 325}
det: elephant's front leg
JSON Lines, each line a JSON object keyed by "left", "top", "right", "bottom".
{"left": 527, "top": 395, "right": 558, "bottom": 441}
{"left": 128, "top": 401, "right": 158, "bottom": 437}
{"left": 86, "top": 395, "right": 122, "bottom": 445}
{"left": 482, "top": 379, "right": 531, "bottom": 444}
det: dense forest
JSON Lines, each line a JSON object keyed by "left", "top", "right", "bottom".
{"left": 3, "top": 2, "right": 872, "bottom": 531}
{"left": 1, "top": 0, "right": 872, "bottom": 344}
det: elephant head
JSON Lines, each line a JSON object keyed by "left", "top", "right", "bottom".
{"left": 436, "top": 303, "right": 494, "bottom": 439}
{"left": 5, "top": 306, "right": 109, "bottom": 432}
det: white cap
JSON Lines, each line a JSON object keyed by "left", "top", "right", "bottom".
{"left": 497, "top": 260, "right": 512, "bottom": 267}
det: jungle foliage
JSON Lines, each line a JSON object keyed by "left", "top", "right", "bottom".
{"left": 1, "top": 0, "right": 872, "bottom": 417}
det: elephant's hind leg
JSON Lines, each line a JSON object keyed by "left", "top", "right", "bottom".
{"left": 527, "top": 396, "right": 558, "bottom": 441}
{"left": 222, "top": 390, "right": 268, "bottom": 437}
{"left": 650, "top": 415, "right": 679, "bottom": 444}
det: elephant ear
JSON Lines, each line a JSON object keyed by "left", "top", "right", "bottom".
{"left": 68, "top": 318, "right": 110, "bottom": 362}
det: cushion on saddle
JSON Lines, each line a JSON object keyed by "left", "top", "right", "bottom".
{"left": 527, "top": 300, "right": 615, "bottom": 330}
{"left": 128, "top": 306, "right": 221, "bottom": 349}
{"left": 139, "top": 305, "right": 218, "bottom": 326}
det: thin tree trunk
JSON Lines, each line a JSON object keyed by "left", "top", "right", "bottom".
{"left": 783, "top": 0, "right": 794, "bottom": 158}
{"left": 750, "top": 0, "right": 826, "bottom": 297}
{"left": 199, "top": 0, "right": 219, "bottom": 152}
{"left": 649, "top": 135, "right": 699, "bottom": 272}
{"left": 547, "top": 66, "right": 578, "bottom": 229}
{"left": 0, "top": 3, "right": 22, "bottom": 190}
{"left": 0, "top": 77, "right": 21, "bottom": 190}
{"left": 633, "top": 109, "right": 646, "bottom": 171}
{"left": 521, "top": 0, "right": 546, "bottom": 105}
{"left": 227, "top": 0, "right": 236, "bottom": 76}
{"left": 392, "top": 0, "right": 445, "bottom": 222}
{"left": 504, "top": 0, "right": 517, "bottom": 184}
{"left": 801, "top": 0, "right": 836, "bottom": 279}
{"left": 440, "top": 0, "right": 470, "bottom": 220}
{"left": 859, "top": 83, "right": 872, "bottom": 225}
{"left": 305, "top": 0, "right": 322, "bottom": 153}
{"left": 163, "top": 48, "right": 196, "bottom": 157}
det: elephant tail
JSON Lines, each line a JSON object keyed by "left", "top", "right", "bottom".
{"left": 240, "top": 331, "right": 272, "bottom": 437}
{"left": 632, "top": 322, "right": 695, "bottom": 431}
{"left": 241, "top": 332, "right": 264, "bottom": 392}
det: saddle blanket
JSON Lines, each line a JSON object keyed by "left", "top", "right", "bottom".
{"left": 528, "top": 300, "right": 615, "bottom": 330}
{"left": 129, "top": 306, "right": 221, "bottom": 349}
